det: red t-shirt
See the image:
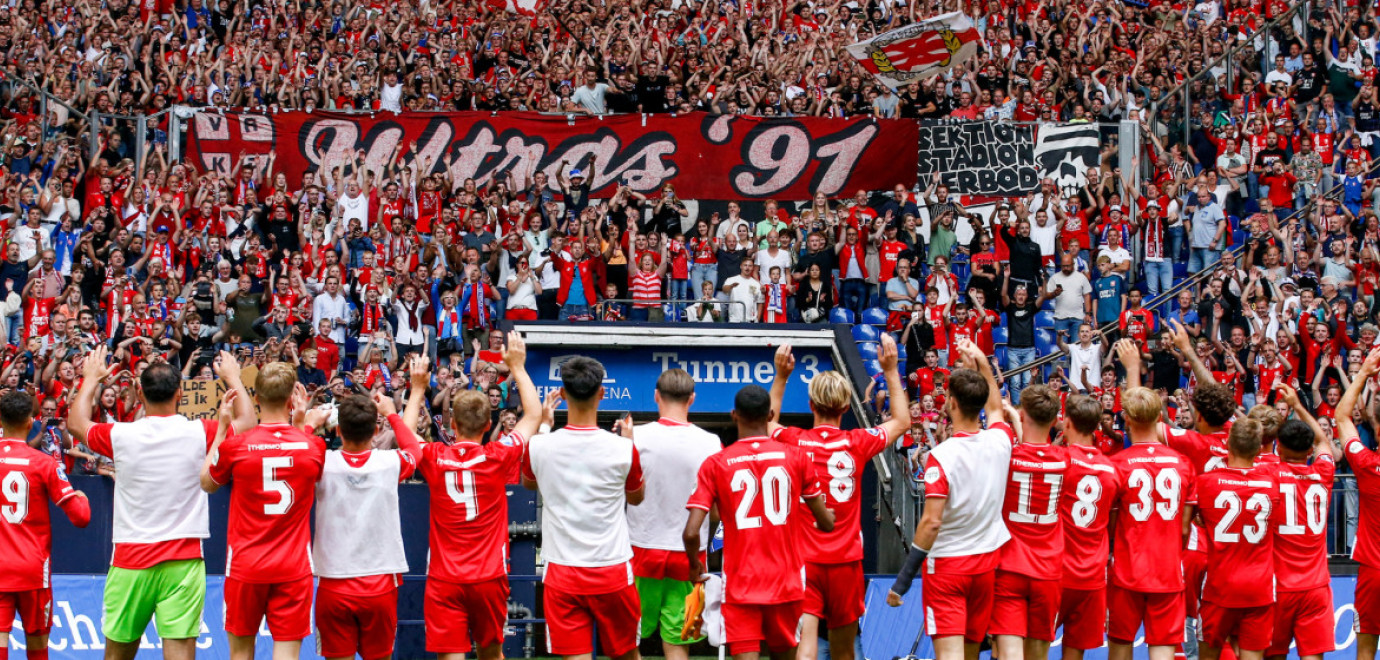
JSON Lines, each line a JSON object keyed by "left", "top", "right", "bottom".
{"left": 1165, "top": 425, "right": 1230, "bottom": 474}
{"left": 207, "top": 423, "right": 326, "bottom": 583}
{"left": 773, "top": 425, "right": 888, "bottom": 565}
{"left": 999, "top": 442, "right": 1068, "bottom": 580}
{"left": 419, "top": 433, "right": 525, "bottom": 584}
{"left": 1272, "top": 455, "right": 1334, "bottom": 592}
{"left": 0, "top": 438, "right": 80, "bottom": 590}
{"left": 1193, "top": 465, "right": 1280, "bottom": 607}
{"left": 687, "top": 437, "right": 822, "bottom": 604}
{"left": 1344, "top": 435, "right": 1380, "bottom": 568}
{"left": 1059, "top": 444, "right": 1120, "bottom": 585}
{"left": 1109, "top": 441, "right": 1196, "bottom": 593}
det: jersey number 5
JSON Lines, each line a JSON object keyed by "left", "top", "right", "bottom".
{"left": 1, "top": 472, "right": 28, "bottom": 524}
{"left": 446, "top": 470, "right": 478, "bottom": 521}
{"left": 262, "top": 457, "right": 295, "bottom": 516}
{"left": 731, "top": 467, "right": 791, "bottom": 529}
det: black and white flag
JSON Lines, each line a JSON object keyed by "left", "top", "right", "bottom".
{"left": 1034, "top": 124, "right": 1102, "bottom": 196}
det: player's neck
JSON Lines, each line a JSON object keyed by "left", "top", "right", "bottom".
{"left": 1025, "top": 424, "right": 1055, "bottom": 444}
{"left": 1064, "top": 430, "right": 1095, "bottom": 447}
{"left": 736, "top": 423, "right": 768, "bottom": 439}
{"left": 2, "top": 424, "right": 27, "bottom": 439}
{"left": 565, "top": 402, "right": 599, "bottom": 428}
{"left": 656, "top": 404, "right": 691, "bottom": 424}
{"left": 951, "top": 416, "right": 982, "bottom": 434}
{"left": 146, "top": 401, "right": 177, "bottom": 417}
{"left": 259, "top": 405, "right": 292, "bottom": 425}
{"left": 812, "top": 415, "right": 842, "bottom": 428}
{"left": 341, "top": 440, "right": 371, "bottom": 453}
{"left": 1227, "top": 454, "right": 1256, "bottom": 469}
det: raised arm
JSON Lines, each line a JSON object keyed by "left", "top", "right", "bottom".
{"left": 68, "top": 345, "right": 114, "bottom": 443}
{"left": 503, "top": 331, "right": 543, "bottom": 440}
{"left": 1338, "top": 347, "right": 1380, "bottom": 442}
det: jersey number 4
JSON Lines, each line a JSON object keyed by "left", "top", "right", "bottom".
{"left": 732, "top": 467, "right": 791, "bottom": 528}
{"left": 445, "top": 470, "right": 478, "bottom": 521}
{"left": 1, "top": 472, "right": 28, "bottom": 524}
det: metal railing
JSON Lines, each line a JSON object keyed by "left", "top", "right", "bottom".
{"left": 593, "top": 297, "right": 750, "bottom": 321}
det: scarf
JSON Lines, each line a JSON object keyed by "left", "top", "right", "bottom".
{"left": 400, "top": 299, "right": 422, "bottom": 332}
{"left": 362, "top": 302, "right": 384, "bottom": 334}
{"left": 766, "top": 283, "right": 785, "bottom": 313}
{"left": 460, "top": 282, "right": 489, "bottom": 328}
{"left": 438, "top": 307, "right": 461, "bottom": 337}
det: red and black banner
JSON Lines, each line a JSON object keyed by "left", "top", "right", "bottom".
{"left": 187, "top": 110, "right": 919, "bottom": 201}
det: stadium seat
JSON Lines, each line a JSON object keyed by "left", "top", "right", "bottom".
{"left": 994, "top": 346, "right": 1007, "bottom": 366}
{"left": 829, "top": 308, "right": 856, "bottom": 324}
{"left": 991, "top": 326, "right": 1008, "bottom": 345}
{"left": 852, "top": 324, "right": 880, "bottom": 343}
{"left": 1036, "top": 311, "right": 1055, "bottom": 329}
{"left": 1035, "top": 329, "right": 1057, "bottom": 356}
{"left": 1173, "top": 262, "right": 1188, "bottom": 278}
{"left": 865, "top": 360, "right": 883, "bottom": 376}
{"left": 1041, "top": 297, "right": 1055, "bottom": 311}
{"left": 862, "top": 307, "right": 889, "bottom": 327}
{"left": 856, "top": 341, "right": 880, "bottom": 361}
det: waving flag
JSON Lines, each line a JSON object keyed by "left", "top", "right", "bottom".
{"left": 845, "top": 12, "right": 982, "bottom": 88}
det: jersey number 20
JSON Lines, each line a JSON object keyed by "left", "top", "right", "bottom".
{"left": 732, "top": 467, "right": 791, "bottom": 528}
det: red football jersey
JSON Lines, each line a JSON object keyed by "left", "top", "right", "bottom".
{"left": 1344, "top": 436, "right": 1380, "bottom": 568}
{"left": 1165, "top": 425, "right": 1229, "bottom": 474}
{"left": 419, "top": 434, "right": 524, "bottom": 584}
{"left": 1270, "top": 456, "right": 1334, "bottom": 592}
{"left": 687, "top": 436, "right": 822, "bottom": 604}
{"left": 999, "top": 442, "right": 1068, "bottom": 580}
{"left": 207, "top": 423, "right": 326, "bottom": 583}
{"left": 1109, "top": 441, "right": 1195, "bottom": 593}
{"left": 1058, "top": 445, "right": 1120, "bottom": 585}
{"left": 0, "top": 438, "right": 79, "bottom": 590}
{"left": 774, "top": 425, "right": 887, "bottom": 564}
{"left": 1193, "top": 465, "right": 1280, "bottom": 608}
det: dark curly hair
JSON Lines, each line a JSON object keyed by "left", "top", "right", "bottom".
{"left": 1191, "top": 383, "right": 1237, "bottom": 428}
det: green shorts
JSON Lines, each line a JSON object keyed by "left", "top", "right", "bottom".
{"left": 636, "top": 576, "right": 703, "bottom": 645}
{"left": 103, "top": 559, "right": 207, "bottom": 643}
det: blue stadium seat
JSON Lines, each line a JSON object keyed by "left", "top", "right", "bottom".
{"left": 1035, "top": 329, "right": 1057, "bottom": 356}
{"left": 991, "top": 326, "right": 1008, "bottom": 345}
{"left": 897, "top": 344, "right": 908, "bottom": 364}
{"left": 994, "top": 346, "right": 1007, "bottom": 366}
{"left": 856, "top": 341, "right": 880, "bottom": 361}
{"left": 1173, "top": 262, "right": 1188, "bottom": 278}
{"left": 1228, "top": 215, "right": 1241, "bottom": 230}
{"left": 862, "top": 307, "right": 889, "bottom": 327}
{"left": 865, "top": 360, "right": 883, "bottom": 376}
{"left": 1036, "top": 311, "right": 1055, "bottom": 329}
{"left": 829, "top": 308, "right": 855, "bottom": 324}
{"left": 852, "top": 324, "right": 880, "bottom": 343}
{"left": 1041, "top": 297, "right": 1055, "bottom": 311}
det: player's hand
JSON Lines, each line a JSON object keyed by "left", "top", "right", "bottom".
{"left": 373, "top": 391, "right": 397, "bottom": 417}
{"left": 1166, "top": 318, "right": 1193, "bottom": 353}
{"left": 1275, "top": 382, "right": 1301, "bottom": 408}
{"left": 502, "top": 330, "right": 527, "bottom": 370}
{"left": 886, "top": 590, "right": 904, "bottom": 607}
{"left": 409, "top": 354, "right": 430, "bottom": 391}
{"left": 878, "top": 334, "right": 899, "bottom": 373}
{"left": 541, "top": 389, "right": 562, "bottom": 429}
{"left": 955, "top": 338, "right": 984, "bottom": 370}
{"left": 688, "top": 558, "right": 709, "bottom": 583}
{"left": 1114, "top": 338, "right": 1141, "bottom": 371}
{"left": 82, "top": 344, "right": 113, "bottom": 383}
{"left": 774, "top": 343, "right": 795, "bottom": 377}
{"left": 1363, "top": 346, "right": 1380, "bottom": 377}
{"left": 302, "top": 405, "right": 332, "bottom": 431}
{"left": 613, "top": 412, "right": 634, "bottom": 439}
{"left": 217, "top": 389, "right": 238, "bottom": 426}
{"left": 215, "top": 350, "right": 243, "bottom": 383}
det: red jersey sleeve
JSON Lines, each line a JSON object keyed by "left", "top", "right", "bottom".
{"left": 989, "top": 421, "right": 1017, "bottom": 445}
{"left": 86, "top": 423, "right": 115, "bottom": 457}
{"left": 1346, "top": 436, "right": 1380, "bottom": 470}
{"left": 855, "top": 427, "right": 889, "bottom": 457}
{"left": 626, "top": 444, "right": 644, "bottom": 492}
{"left": 520, "top": 441, "right": 535, "bottom": 482}
{"left": 202, "top": 419, "right": 219, "bottom": 450}
{"left": 1316, "top": 453, "right": 1337, "bottom": 487}
{"left": 43, "top": 455, "right": 78, "bottom": 505}
{"left": 798, "top": 448, "right": 824, "bottom": 499}
{"left": 922, "top": 454, "right": 950, "bottom": 498}
{"left": 207, "top": 435, "right": 238, "bottom": 485}
{"left": 385, "top": 414, "right": 421, "bottom": 481}
{"left": 687, "top": 457, "right": 718, "bottom": 511}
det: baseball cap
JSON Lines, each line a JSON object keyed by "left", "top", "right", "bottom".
{"left": 569, "top": 169, "right": 584, "bottom": 179}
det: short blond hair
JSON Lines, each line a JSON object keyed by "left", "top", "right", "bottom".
{"left": 808, "top": 371, "right": 852, "bottom": 417}
{"left": 451, "top": 389, "right": 492, "bottom": 437}
{"left": 1121, "top": 387, "right": 1162, "bottom": 426}
{"left": 1246, "top": 405, "right": 1282, "bottom": 442}
{"left": 255, "top": 362, "right": 298, "bottom": 406}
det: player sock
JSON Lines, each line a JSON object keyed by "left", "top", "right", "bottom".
{"left": 25, "top": 646, "right": 46, "bottom": 660}
{"left": 0, "top": 644, "right": 8, "bottom": 660}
